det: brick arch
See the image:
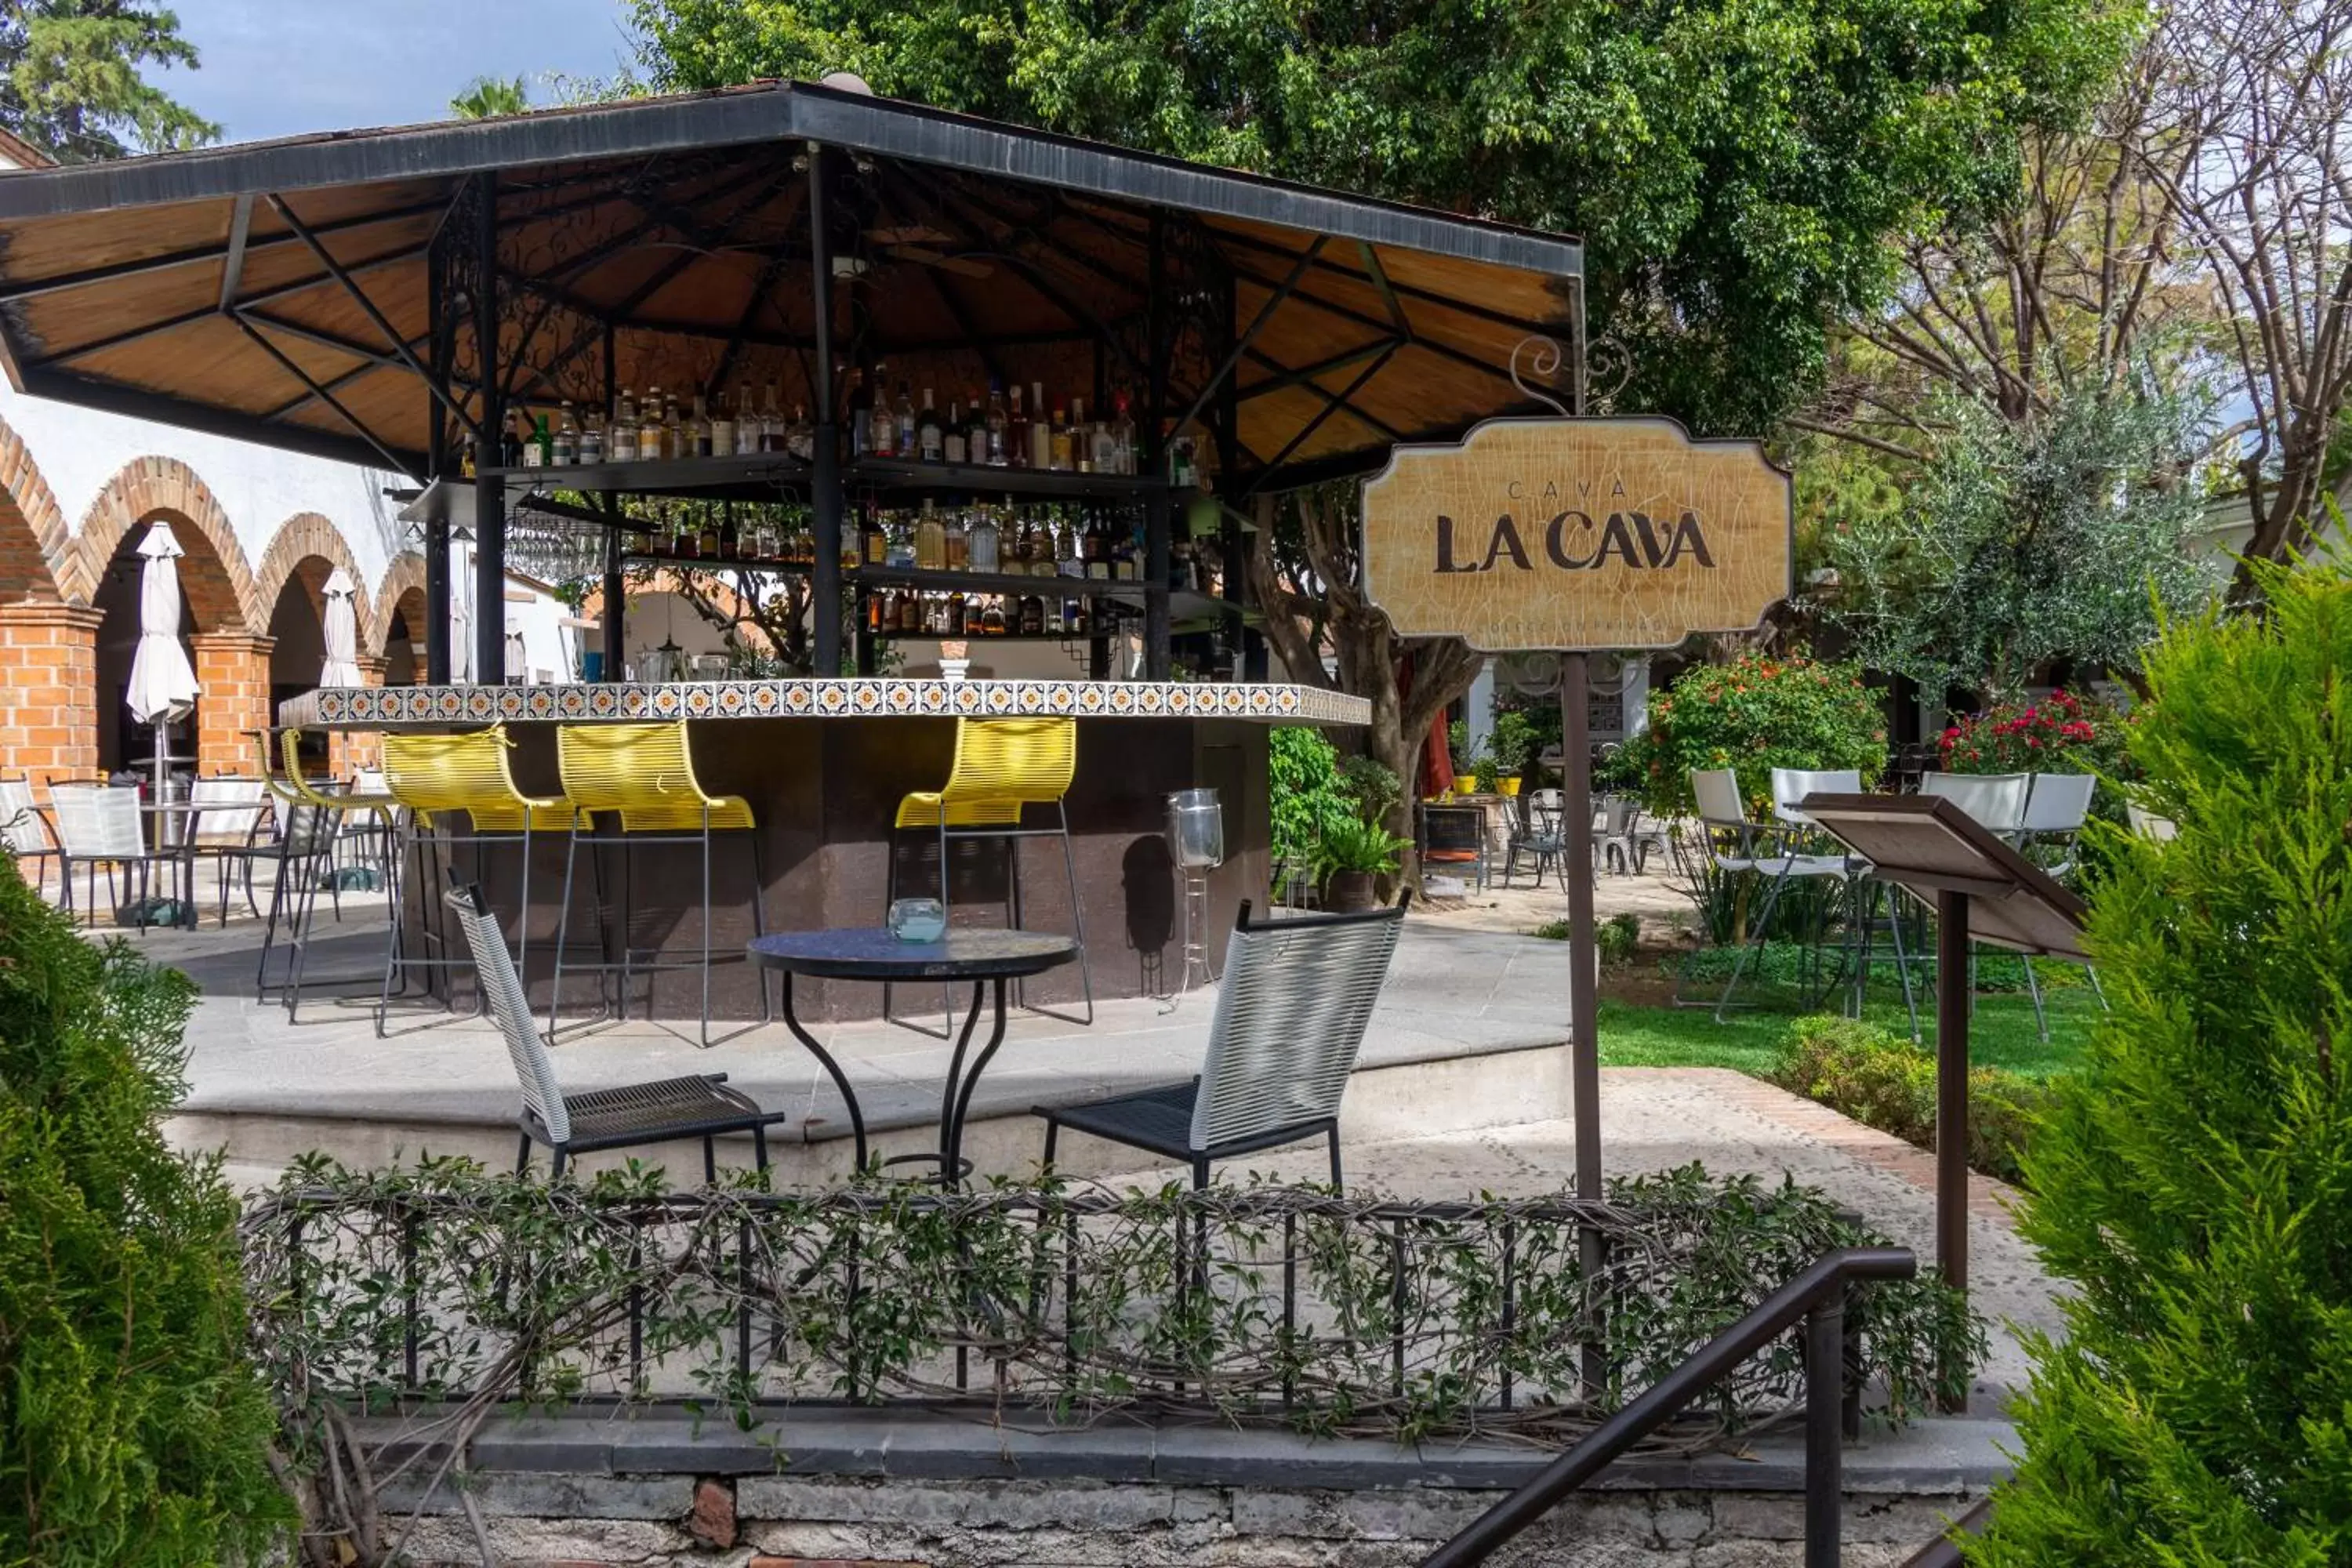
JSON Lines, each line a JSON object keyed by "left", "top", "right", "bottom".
{"left": 66, "top": 456, "right": 260, "bottom": 630}
{"left": 0, "top": 411, "right": 70, "bottom": 601}
{"left": 372, "top": 550, "right": 429, "bottom": 654}
{"left": 252, "top": 512, "right": 375, "bottom": 644}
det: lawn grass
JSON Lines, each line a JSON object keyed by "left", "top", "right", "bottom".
{"left": 1596, "top": 986, "right": 2100, "bottom": 1080}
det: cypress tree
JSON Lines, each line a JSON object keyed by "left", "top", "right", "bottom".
{"left": 0, "top": 857, "right": 288, "bottom": 1565}
{"left": 1971, "top": 561, "right": 2352, "bottom": 1563}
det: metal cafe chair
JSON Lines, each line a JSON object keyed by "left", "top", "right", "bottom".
{"left": 1419, "top": 801, "right": 1490, "bottom": 891}
{"left": 888, "top": 717, "right": 1091, "bottom": 1032}
{"left": 2013, "top": 771, "right": 2103, "bottom": 1037}
{"left": 1674, "top": 768, "right": 1849, "bottom": 1021}
{"left": 545, "top": 720, "right": 769, "bottom": 1048}
{"left": 1501, "top": 787, "right": 1567, "bottom": 889}
{"left": 447, "top": 884, "right": 795, "bottom": 1181}
{"left": 184, "top": 775, "right": 272, "bottom": 925}
{"left": 46, "top": 781, "right": 183, "bottom": 931}
{"left": 1035, "top": 896, "right": 1409, "bottom": 1189}
{"left": 1769, "top": 766, "right": 1920, "bottom": 1034}
{"left": 0, "top": 776, "right": 58, "bottom": 898}
{"left": 252, "top": 800, "right": 365, "bottom": 1019}
{"left": 1911, "top": 770, "right": 2034, "bottom": 1029}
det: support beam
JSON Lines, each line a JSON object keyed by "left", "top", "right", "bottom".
{"left": 806, "top": 143, "right": 843, "bottom": 675}
{"left": 1237, "top": 344, "right": 1398, "bottom": 498}
{"left": 218, "top": 194, "right": 254, "bottom": 310}
{"left": 1172, "top": 234, "right": 1326, "bottom": 437}
{"left": 230, "top": 315, "right": 417, "bottom": 479}
{"left": 473, "top": 173, "right": 507, "bottom": 687}
{"left": 1561, "top": 649, "right": 1604, "bottom": 1398}
{"left": 1935, "top": 887, "right": 1971, "bottom": 1411}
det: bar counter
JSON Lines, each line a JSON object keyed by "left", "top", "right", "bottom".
{"left": 280, "top": 678, "right": 1370, "bottom": 1022}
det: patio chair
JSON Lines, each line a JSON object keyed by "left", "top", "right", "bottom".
{"left": 1596, "top": 795, "right": 1666, "bottom": 875}
{"left": 446, "top": 884, "right": 796, "bottom": 1180}
{"left": 0, "top": 777, "right": 57, "bottom": 897}
{"left": 1676, "top": 768, "right": 1849, "bottom": 1021}
{"left": 2013, "top": 772, "right": 2104, "bottom": 1038}
{"left": 185, "top": 775, "right": 272, "bottom": 925}
{"left": 1501, "top": 788, "right": 1567, "bottom": 889}
{"left": 1035, "top": 896, "right": 1409, "bottom": 1189}
{"left": 46, "top": 781, "right": 183, "bottom": 930}
{"left": 253, "top": 801, "right": 370, "bottom": 1020}
{"left": 1914, "top": 771, "right": 2035, "bottom": 1030}
{"left": 2126, "top": 801, "right": 2179, "bottom": 841}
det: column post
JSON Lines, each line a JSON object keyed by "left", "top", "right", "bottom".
{"left": 186, "top": 630, "right": 276, "bottom": 778}
{"left": 0, "top": 601, "right": 105, "bottom": 790}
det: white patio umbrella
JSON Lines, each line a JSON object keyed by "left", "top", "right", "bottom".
{"left": 451, "top": 532, "right": 475, "bottom": 683}
{"left": 125, "top": 521, "right": 199, "bottom": 753}
{"left": 320, "top": 567, "right": 362, "bottom": 686}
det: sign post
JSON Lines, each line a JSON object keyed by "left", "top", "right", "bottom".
{"left": 1359, "top": 416, "right": 1794, "bottom": 1236}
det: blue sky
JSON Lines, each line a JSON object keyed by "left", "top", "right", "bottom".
{"left": 154, "top": 0, "right": 636, "bottom": 144}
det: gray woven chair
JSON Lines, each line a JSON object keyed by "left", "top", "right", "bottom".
{"left": 1036, "top": 895, "right": 1408, "bottom": 1189}
{"left": 0, "top": 778, "right": 56, "bottom": 896}
{"left": 446, "top": 884, "right": 793, "bottom": 1181}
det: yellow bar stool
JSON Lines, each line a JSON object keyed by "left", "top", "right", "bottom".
{"left": 546, "top": 720, "right": 768, "bottom": 1048}
{"left": 252, "top": 727, "right": 401, "bottom": 1022}
{"left": 378, "top": 726, "right": 572, "bottom": 1034}
{"left": 888, "top": 717, "right": 1091, "bottom": 1029}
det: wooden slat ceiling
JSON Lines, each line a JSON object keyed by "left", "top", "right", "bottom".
{"left": 0, "top": 82, "right": 1581, "bottom": 482}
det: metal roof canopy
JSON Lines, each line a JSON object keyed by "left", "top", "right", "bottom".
{"left": 1798, "top": 789, "right": 2090, "bottom": 1381}
{"left": 0, "top": 79, "right": 1585, "bottom": 485}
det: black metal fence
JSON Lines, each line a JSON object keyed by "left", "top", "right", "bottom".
{"left": 242, "top": 1167, "right": 1976, "bottom": 1447}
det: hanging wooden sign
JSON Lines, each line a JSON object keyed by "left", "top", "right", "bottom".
{"left": 1359, "top": 417, "right": 1792, "bottom": 652}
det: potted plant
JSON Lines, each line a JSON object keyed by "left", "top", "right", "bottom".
{"left": 1314, "top": 816, "right": 1410, "bottom": 912}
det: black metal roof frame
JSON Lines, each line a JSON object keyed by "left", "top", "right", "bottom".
{"left": 0, "top": 81, "right": 1583, "bottom": 279}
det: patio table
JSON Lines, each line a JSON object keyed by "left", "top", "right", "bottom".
{"left": 747, "top": 928, "right": 1079, "bottom": 1184}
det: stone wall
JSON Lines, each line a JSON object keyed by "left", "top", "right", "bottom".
{"left": 358, "top": 1410, "right": 2002, "bottom": 1568}
{"left": 0, "top": 601, "right": 102, "bottom": 786}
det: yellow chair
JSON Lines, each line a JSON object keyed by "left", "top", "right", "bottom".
{"left": 252, "top": 728, "right": 401, "bottom": 1022}
{"left": 378, "top": 727, "right": 572, "bottom": 1033}
{"left": 546, "top": 721, "right": 767, "bottom": 1047}
{"left": 889, "top": 717, "right": 1091, "bottom": 1026}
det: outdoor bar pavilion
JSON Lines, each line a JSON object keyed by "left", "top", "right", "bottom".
{"left": 0, "top": 78, "right": 1589, "bottom": 1017}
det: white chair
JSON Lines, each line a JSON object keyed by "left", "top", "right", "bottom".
{"left": 447, "top": 883, "right": 797, "bottom": 1180}
{"left": 1682, "top": 768, "right": 1850, "bottom": 1021}
{"left": 0, "top": 778, "right": 57, "bottom": 897}
{"left": 1036, "top": 897, "right": 1407, "bottom": 1188}
{"left": 2126, "top": 802, "right": 2179, "bottom": 841}
{"left": 47, "top": 782, "right": 180, "bottom": 930}
{"left": 186, "top": 776, "right": 271, "bottom": 925}
{"left": 2020, "top": 774, "right": 2097, "bottom": 876}
{"left": 1919, "top": 771, "right": 2031, "bottom": 837}
{"left": 1769, "top": 768, "right": 1863, "bottom": 826}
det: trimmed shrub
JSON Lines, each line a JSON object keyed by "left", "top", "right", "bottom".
{"left": 1771, "top": 1014, "right": 2049, "bottom": 1187}
{"left": 1616, "top": 652, "right": 1886, "bottom": 817}
{"left": 1269, "top": 724, "right": 1354, "bottom": 871}
{"left": 0, "top": 858, "right": 289, "bottom": 1566}
{"left": 1969, "top": 562, "right": 2352, "bottom": 1565}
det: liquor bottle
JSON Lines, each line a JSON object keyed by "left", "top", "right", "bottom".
{"left": 1111, "top": 390, "right": 1138, "bottom": 475}
{"left": 531, "top": 412, "right": 555, "bottom": 467}
{"left": 689, "top": 394, "right": 712, "bottom": 459}
{"left": 724, "top": 384, "right": 750, "bottom": 455}
{"left": 947, "top": 590, "right": 967, "bottom": 637}
{"left": 870, "top": 365, "right": 898, "bottom": 457}
{"left": 716, "top": 510, "right": 738, "bottom": 562}
{"left": 1066, "top": 594, "right": 1089, "bottom": 637}
{"left": 1029, "top": 382, "right": 1052, "bottom": 469}
{"left": 638, "top": 387, "right": 664, "bottom": 463}
{"left": 942, "top": 400, "right": 967, "bottom": 465}
{"left": 1058, "top": 515, "right": 1084, "bottom": 578}
{"left": 916, "top": 387, "right": 944, "bottom": 463}
{"left": 788, "top": 405, "right": 815, "bottom": 462}
{"left": 985, "top": 379, "right": 1008, "bottom": 466}
{"left": 967, "top": 505, "right": 1000, "bottom": 572}
{"left": 1069, "top": 397, "right": 1090, "bottom": 473}
{"left": 1084, "top": 510, "right": 1111, "bottom": 580}
{"left": 895, "top": 381, "right": 917, "bottom": 457}
{"left": 662, "top": 393, "right": 683, "bottom": 460}
{"left": 760, "top": 382, "right": 784, "bottom": 454}
{"left": 840, "top": 517, "right": 861, "bottom": 573}
{"left": 1117, "top": 518, "right": 1142, "bottom": 582}
{"left": 982, "top": 596, "right": 1007, "bottom": 634}
{"left": 1019, "top": 593, "right": 1046, "bottom": 636}
{"left": 699, "top": 510, "right": 720, "bottom": 561}
{"left": 966, "top": 392, "right": 988, "bottom": 466}
{"left": 944, "top": 509, "right": 970, "bottom": 570}
{"left": 862, "top": 509, "right": 887, "bottom": 567}
{"left": 710, "top": 391, "right": 735, "bottom": 458}
{"left": 554, "top": 403, "right": 579, "bottom": 466}
{"left": 1049, "top": 406, "right": 1074, "bottom": 471}
{"left": 611, "top": 395, "right": 636, "bottom": 463}
{"left": 1046, "top": 593, "right": 1065, "bottom": 635}
{"left": 671, "top": 508, "right": 696, "bottom": 561}
{"left": 1007, "top": 383, "right": 1029, "bottom": 469}
{"left": 579, "top": 406, "right": 604, "bottom": 466}
{"left": 899, "top": 590, "right": 922, "bottom": 633}
{"left": 1091, "top": 407, "right": 1119, "bottom": 475}
{"left": 887, "top": 514, "right": 916, "bottom": 569}
{"left": 846, "top": 368, "right": 873, "bottom": 458}
{"left": 915, "top": 500, "right": 947, "bottom": 571}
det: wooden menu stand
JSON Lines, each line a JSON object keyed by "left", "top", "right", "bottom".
{"left": 1798, "top": 792, "right": 2092, "bottom": 1413}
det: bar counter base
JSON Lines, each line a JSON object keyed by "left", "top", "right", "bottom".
{"left": 394, "top": 716, "right": 1271, "bottom": 1024}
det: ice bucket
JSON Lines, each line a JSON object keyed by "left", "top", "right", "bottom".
{"left": 1165, "top": 787, "right": 1225, "bottom": 869}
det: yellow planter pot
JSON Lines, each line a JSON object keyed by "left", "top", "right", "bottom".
{"left": 1498, "top": 776, "right": 1523, "bottom": 797}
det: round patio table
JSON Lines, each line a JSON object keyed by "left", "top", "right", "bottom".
{"left": 746, "top": 928, "right": 1079, "bottom": 1184}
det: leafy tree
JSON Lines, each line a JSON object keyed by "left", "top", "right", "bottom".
{"left": 450, "top": 74, "right": 528, "bottom": 119}
{"left": 1816, "top": 379, "right": 2220, "bottom": 698}
{"left": 1613, "top": 651, "right": 1886, "bottom": 817}
{"left": 1968, "top": 557, "right": 2352, "bottom": 1565}
{"left": 0, "top": 858, "right": 290, "bottom": 1564}
{"left": 0, "top": 1, "right": 218, "bottom": 162}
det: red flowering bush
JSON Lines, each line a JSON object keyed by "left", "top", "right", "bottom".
{"left": 1616, "top": 652, "right": 1887, "bottom": 816}
{"left": 1938, "top": 690, "right": 2136, "bottom": 782}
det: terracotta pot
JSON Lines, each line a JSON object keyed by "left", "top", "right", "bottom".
{"left": 1324, "top": 870, "right": 1380, "bottom": 913}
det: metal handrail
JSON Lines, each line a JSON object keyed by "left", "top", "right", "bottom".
{"left": 1419, "top": 1245, "right": 1918, "bottom": 1568}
